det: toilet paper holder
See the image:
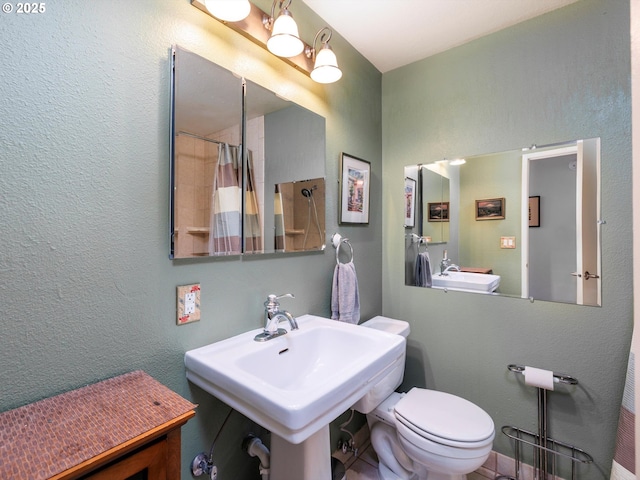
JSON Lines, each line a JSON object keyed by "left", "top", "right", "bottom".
{"left": 507, "top": 363, "right": 578, "bottom": 385}
{"left": 499, "top": 364, "right": 592, "bottom": 480}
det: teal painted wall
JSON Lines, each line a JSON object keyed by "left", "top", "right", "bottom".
{"left": 382, "top": 1, "right": 631, "bottom": 479}
{"left": 0, "top": 0, "right": 381, "bottom": 478}
{"left": 1, "top": 0, "right": 633, "bottom": 479}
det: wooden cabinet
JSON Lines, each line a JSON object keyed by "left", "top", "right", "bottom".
{"left": 0, "top": 371, "right": 196, "bottom": 480}
{"left": 56, "top": 411, "right": 193, "bottom": 480}
{"left": 83, "top": 437, "right": 168, "bottom": 480}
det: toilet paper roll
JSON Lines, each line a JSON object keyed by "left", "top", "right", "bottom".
{"left": 523, "top": 366, "right": 555, "bottom": 390}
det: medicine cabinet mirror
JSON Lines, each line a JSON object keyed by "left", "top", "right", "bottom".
{"left": 170, "top": 45, "right": 326, "bottom": 259}
{"left": 405, "top": 138, "right": 601, "bottom": 307}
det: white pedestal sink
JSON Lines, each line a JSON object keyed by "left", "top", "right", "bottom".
{"left": 432, "top": 271, "right": 501, "bottom": 294}
{"left": 185, "top": 314, "right": 406, "bottom": 480}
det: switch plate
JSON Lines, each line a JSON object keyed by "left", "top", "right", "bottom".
{"left": 500, "top": 236, "right": 516, "bottom": 249}
{"left": 177, "top": 284, "right": 201, "bottom": 325}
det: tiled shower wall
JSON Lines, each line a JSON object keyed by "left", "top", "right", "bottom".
{"left": 173, "top": 116, "right": 265, "bottom": 257}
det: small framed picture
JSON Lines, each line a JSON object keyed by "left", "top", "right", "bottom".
{"left": 340, "top": 153, "right": 370, "bottom": 224}
{"left": 476, "top": 197, "right": 505, "bottom": 220}
{"left": 404, "top": 177, "right": 416, "bottom": 227}
{"left": 428, "top": 202, "right": 449, "bottom": 222}
{"left": 529, "top": 195, "right": 540, "bottom": 227}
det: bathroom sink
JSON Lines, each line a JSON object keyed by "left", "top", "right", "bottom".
{"left": 432, "top": 271, "right": 500, "bottom": 293}
{"left": 184, "top": 314, "right": 406, "bottom": 444}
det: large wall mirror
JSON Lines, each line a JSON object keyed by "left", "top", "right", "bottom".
{"left": 405, "top": 138, "right": 602, "bottom": 307}
{"left": 170, "top": 45, "right": 326, "bottom": 259}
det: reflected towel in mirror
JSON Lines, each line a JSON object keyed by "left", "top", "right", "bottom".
{"left": 415, "top": 251, "right": 432, "bottom": 287}
{"left": 331, "top": 261, "right": 360, "bottom": 324}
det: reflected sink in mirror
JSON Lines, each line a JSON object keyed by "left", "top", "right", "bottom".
{"left": 184, "top": 314, "right": 405, "bottom": 444}
{"left": 432, "top": 271, "right": 501, "bottom": 294}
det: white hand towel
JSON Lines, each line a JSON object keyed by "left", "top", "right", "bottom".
{"left": 331, "top": 261, "right": 360, "bottom": 324}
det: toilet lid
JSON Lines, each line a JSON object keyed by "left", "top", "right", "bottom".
{"left": 394, "top": 388, "right": 494, "bottom": 444}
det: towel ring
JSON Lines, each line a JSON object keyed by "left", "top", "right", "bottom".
{"left": 331, "top": 233, "right": 354, "bottom": 265}
{"left": 408, "top": 233, "right": 429, "bottom": 249}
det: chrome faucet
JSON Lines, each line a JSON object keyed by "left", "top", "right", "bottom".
{"left": 440, "top": 250, "right": 452, "bottom": 275}
{"left": 254, "top": 293, "right": 299, "bottom": 342}
{"left": 439, "top": 250, "right": 461, "bottom": 275}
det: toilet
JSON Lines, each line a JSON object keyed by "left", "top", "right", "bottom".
{"left": 353, "top": 316, "right": 495, "bottom": 480}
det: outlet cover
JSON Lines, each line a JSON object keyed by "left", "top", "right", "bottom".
{"left": 500, "top": 236, "right": 516, "bottom": 249}
{"left": 177, "top": 284, "right": 201, "bottom": 325}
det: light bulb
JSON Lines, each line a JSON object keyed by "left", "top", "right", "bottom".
{"left": 311, "top": 45, "right": 342, "bottom": 83}
{"left": 267, "top": 10, "right": 304, "bottom": 57}
{"left": 204, "top": 0, "right": 250, "bottom": 22}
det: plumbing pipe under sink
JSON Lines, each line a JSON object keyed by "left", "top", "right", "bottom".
{"left": 244, "top": 434, "right": 270, "bottom": 480}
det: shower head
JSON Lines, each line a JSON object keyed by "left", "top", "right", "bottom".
{"left": 301, "top": 188, "right": 312, "bottom": 197}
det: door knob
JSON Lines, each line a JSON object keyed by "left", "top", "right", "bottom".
{"left": 571, "top": 271, "right": 600, "bottom": 280}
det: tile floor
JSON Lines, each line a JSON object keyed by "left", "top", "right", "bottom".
{"left": 332, "top": 424, "right": 523, "bottom": 480}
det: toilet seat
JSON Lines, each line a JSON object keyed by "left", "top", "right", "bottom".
{"left": 394, "top": 388, "right": 495, "bottom": 449}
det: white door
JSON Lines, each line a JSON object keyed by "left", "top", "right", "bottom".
{"left": 576, "top": 138, "right": 601, "bottom": 306}
{"left": 521, "top": 139, "right": 601, "bottom": 305}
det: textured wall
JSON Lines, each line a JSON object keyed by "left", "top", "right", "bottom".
{"left": 0, "top": 1, "right": 381, "bottom": 478}
{"left": 382, "top": 1, "right": 631, "bottom": 479}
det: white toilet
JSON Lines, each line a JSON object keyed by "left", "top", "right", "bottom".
{"left": 353, "top": 316, "right": 495, "bottom": 480}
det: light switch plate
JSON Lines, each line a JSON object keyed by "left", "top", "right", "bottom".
{"left": 500, "top": 236, "right": 516, "bottom": 249}
{"left": 177, "top": 284, "right": 201, "bottom": 325}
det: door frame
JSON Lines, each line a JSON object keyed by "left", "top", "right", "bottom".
{"left": 521, "top": 145, "right": 580, "bottom": 300}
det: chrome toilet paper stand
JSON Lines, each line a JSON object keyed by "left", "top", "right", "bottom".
{"left": 498, "top": 364, "right": 593, "bottom": 480}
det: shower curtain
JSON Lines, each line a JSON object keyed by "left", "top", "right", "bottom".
{"left": 208, "top": 143, "right": 242, "bottom": 255}
{"left": 610, "top": 348, "right": 636, "bottom": 480}
{"left": 244, "top": 149, "right": 262, "bottom": 253}
{"left": 274, "top": 184, "right": 286, "bottom": 251}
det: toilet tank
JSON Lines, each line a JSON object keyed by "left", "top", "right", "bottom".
{"left": 351, "top": 316, "right": 410, "bottom": 414}
{"left": 361, "top": 316, "right": 410, "bottom": 337}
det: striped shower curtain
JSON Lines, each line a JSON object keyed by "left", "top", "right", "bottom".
{"left": 274, "top": 184, "right": 286, "bottom": 251}
{"left": 244, "top": 149, "right": 262, "bottom": 253}
{"left": 610, "top": 348, "right": 635, "bottom": 480}
{"left": 208, "top": 143, "right": 242, "bottom": 255}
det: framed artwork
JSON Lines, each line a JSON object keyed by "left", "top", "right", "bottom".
{"left": 428, "top": 202, "right": 449, "bottom": 222}
{"left": 340, "top": 153, "right": 370, "bottom": 224}
{"left": 529, "top": 195, "right": 540, "bottom": 227}
{"left": 404, "top": 177, "right": 416, "bottom": 227}
{"left": 475, "top": 197, "right": 505, "bottom": 220}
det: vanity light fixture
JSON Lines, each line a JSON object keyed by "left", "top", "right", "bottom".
{"left": 449, "top": 158, "right": 466, "bottom": 166}
{"left": 204, "top": 0, "right": 251, "bottom": 22}
{"left": 305, "top": 27, "right": 342, "bottom": 84}
{"left": 264, "top": 0, "right": 304, "bottom": 58}
{"left": 191, "top": 0, "right": 340, "bottom": 83}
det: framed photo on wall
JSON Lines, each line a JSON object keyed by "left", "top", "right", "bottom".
{"left": 475, "top": 197, "right": 505, "bottom": 220}
{"left": 529, "top": 195, "right": 541, "bottom": 227}
{"left": 428, "top": 202, "right": 449, "bottom": 222}
{"left": 404, "top": 177, "right": 416, "bottom": 227}
{"left": 340, "top": 153, "right": 370, "bottom": 224}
